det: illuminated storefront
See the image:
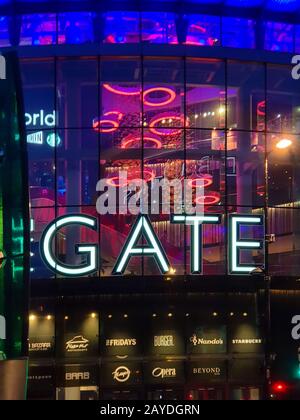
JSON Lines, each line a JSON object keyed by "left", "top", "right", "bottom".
{"left": 1, "top": 0, "right": 300, "bottom": 400}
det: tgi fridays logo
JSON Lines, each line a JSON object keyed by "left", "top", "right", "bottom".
{"left": 106, "top": 338, "right": 137, "bottom": 347}
{"left": 190, "top": 334, "right": 224, "bottom": 346}
{"left": 66, "top": 336, "right": 89, "bottom": 352}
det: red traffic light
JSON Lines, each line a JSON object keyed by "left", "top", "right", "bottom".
{"left": 272, "top": 382, "right": 288, "bottom": 393}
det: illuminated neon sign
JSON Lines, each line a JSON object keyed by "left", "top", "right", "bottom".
{"left": 40, "top": 213, "right": 264, "bottom": 277}
{"left": 40, "top": 215, "right": 98, "bottom": 276}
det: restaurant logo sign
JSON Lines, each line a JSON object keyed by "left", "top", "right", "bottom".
{"left": 152, "top": 367, "right": 177, "bottom": 379}
{"left": 106, "top": 338, "right": 137, "bottom": 347}
{"left": 66, "top": 335, "right": 89, "bottom": 352}
{"left": 231, "top": 338, "right": 262, "bottom": 345}
{"left": 66, "top": 372, "right": 90, "bottom": 381}
{"left": 154, "top": 335, "right": 174, "bottom": 347}
{"left": 112, "top": 366, "right": 131, "bottom": 383}
{"left": 190, "top": 334, "right": 224, "bottom": 347}
{"left": 29, "top": 342, "right": 52, "bottom": 352}
{"left": 192, "top": 367, "right": 222, "bottom": 377}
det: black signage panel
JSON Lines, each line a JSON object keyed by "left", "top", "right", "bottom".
{"left": 28, "top": 365, "right": 55, "bottom": 398}
{"left": 144, "top": 361, "right": 184, "bottom": 385}
{"left": 187, "top": 360, "right": 227, "bottom": 384}
{"left": 58, "top": 315, "right": 99, "bottom": 359}
{"left": 101, "top": 321, "right": 141, "bottom": 358}
{"left": 56, "top": 364, "right": 98, "bottom": 388}
{"left": 188, "top": 326, "right": 227, "bottom": 354}
{"left": 229, "top": 323, "right": 264, "bottom": 354}
{"left": 229, "top": 359, "right": 264, "bottom": 384}
{"left": 147, "top": 329, "right": 185, "bottom": 356}
{"left": 29, "top": 317, "right": 55, "bottom": 358}
{"left": 101, "top": 362, "right": 142, "bottom": 387}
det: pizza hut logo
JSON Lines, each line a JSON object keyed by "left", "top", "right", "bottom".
{"left": 66, "top": 335, "right": 89, "bottom": 352}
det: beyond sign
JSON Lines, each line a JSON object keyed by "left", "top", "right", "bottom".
{"left": 40, "top": 214, "right": 264, "bottom": 277}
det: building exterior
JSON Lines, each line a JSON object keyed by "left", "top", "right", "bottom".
{"left": 1, "top": 0, "right": 300, "bottom": 400}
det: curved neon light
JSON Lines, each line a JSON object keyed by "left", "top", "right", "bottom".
{"left": 93, "top": 111, "right": 123, "bottom": 133}
{"left": 187, "top": 175, "right": 213, "bottom": 189}
{"left": 106, "top": 170, "right": 155, "bottom": 187}
{"left": 195, "top": 192, "right": 221, "bottom": 206}
{"left": 143, "top": 87, "right": 176, "bottom": 107}
{"left": 103, "top": 83, "right": 141, "bottom": 96}
{"left": 121, "top": 135, "right": 162, "bottom": 149}
{"left": 149, "top": 114, "right": 189, "bottom": 136}
{"left": 93, "top": 118, "right": 119, "bottom": 133}
{"left": 104, "top": 111, "right": 123, "bottom": 121}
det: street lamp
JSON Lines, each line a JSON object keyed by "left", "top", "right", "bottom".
{"left": 275, "top": 138, "right": 293, "bottom": 150}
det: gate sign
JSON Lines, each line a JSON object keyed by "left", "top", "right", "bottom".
{"left": 40, "top": 214, "right": 264, "bottom": 277}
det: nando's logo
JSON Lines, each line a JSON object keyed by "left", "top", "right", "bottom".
{"left": 190, "top": 334, "right": 224, "bottom": 347}
{"left": 66, "top": 335, "right": 89, "bottom": 352}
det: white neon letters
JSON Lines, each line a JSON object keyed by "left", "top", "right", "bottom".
{"left": 41, "top": 215, "right": 98, "bottom": 277}
{"left": 112, "top": 215, "right": 170, "bottom": 275}
{"left": 229, "top": 214, "right": 264, "bottom": 275}
{"left": 172, "top": 215, "right": 221, "bottom": 274}
{"left": 40, "top": 213, "right": 265, "bottom": 277}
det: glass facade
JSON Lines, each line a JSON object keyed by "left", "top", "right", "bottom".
{"left": 0, "top": 11, "right": 299, "bottom": 53}
{"left": 1, "top": 0, "right": 299, "bottom": 402}
{"left": 22, "top": 56, "right": 300, "bottom": 280}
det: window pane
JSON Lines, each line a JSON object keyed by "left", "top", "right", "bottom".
{"left": 58, "top": 12, "right": 94, "bottom": 45}
{"left": 143, "top": 58, "right": 184, "bottom": 149}
{"left": 267, "top": 64, "right": 300, "bottom": 134}
{"left": 56, "top": 57, "right": 99, "bottom": 129}
{"left": 56, "top": 129, "right": 99, "bottom": 207}
{"left": 268, "top": 133, "right": 300, "bottom": 208}
{"left": 222, "top": 18, "right": 256, "bottom": 49}
{"left": 141, "top": 12, "right": 177, "bottom": 44}
{"left": 227, "top": 61, "right": 265, "bottom": 131}
{"left": 0, "top": 16, "right": 9, "bottom": 47}
{"left": 186, "top": 14, "right": 220, "bottom": 46}
{"left": 100, "top": 57, "right": 141, "bottom": 128}
{"left": 264, "top": 21, "right": 294, "bottom": 53}
{"left": 186, "top": 58, "right": 225, "bottom": 130}
{"left": 20, "top": 14, "right": 57, "bottom": 46}
{"left": 103, "top": 11, "right": 140, "bottom": 44}
{"left": 227, "top": 132, "right": 265, "bottom": 208}
{"left": 269, "top": 208, "right": 300, "bottom": 276}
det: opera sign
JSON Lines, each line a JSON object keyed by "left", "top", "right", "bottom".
{"left": 40, "top": 214, "right": 264, "bottom": 277}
